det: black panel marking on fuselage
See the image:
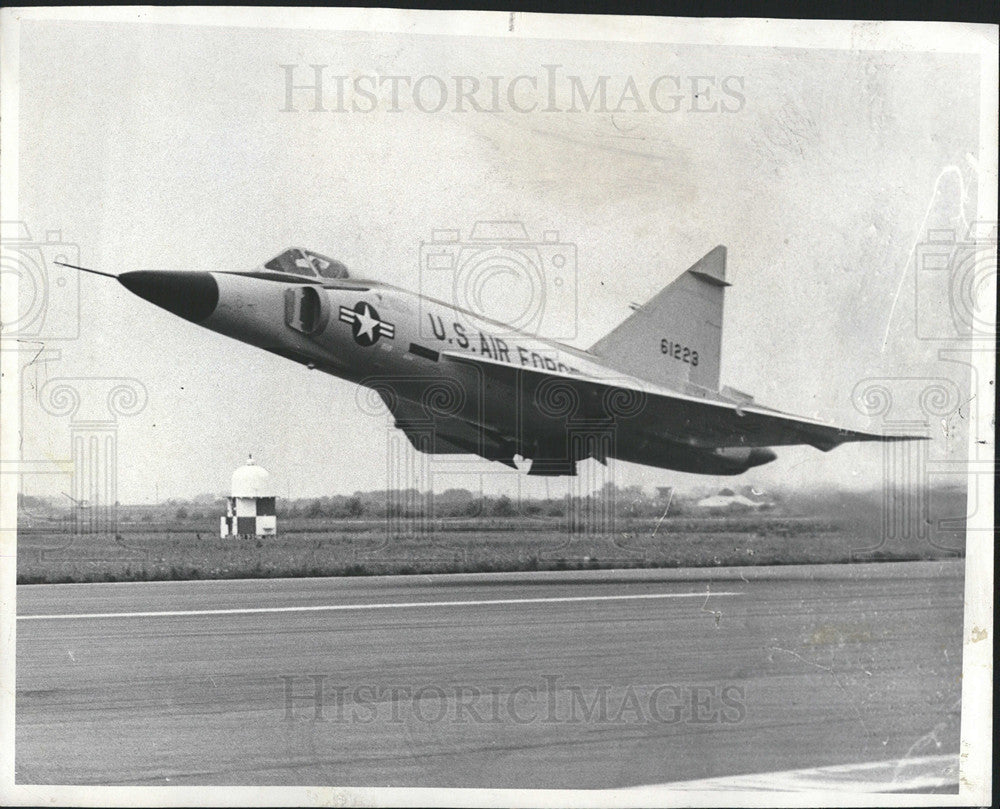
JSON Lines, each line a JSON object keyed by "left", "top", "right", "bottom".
{"left": 409, "top": 343, "right": 440, "bottom": 362}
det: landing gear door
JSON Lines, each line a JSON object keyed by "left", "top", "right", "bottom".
{"left": 284, "top": 286, "right": 330, "bottom": 336}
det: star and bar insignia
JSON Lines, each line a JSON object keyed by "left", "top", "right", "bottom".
{"left": 339, "top": 301, "right": 395, "bottom": 346}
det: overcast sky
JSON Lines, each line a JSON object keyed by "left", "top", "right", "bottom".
{"left": 13, "top": 15, "right": 989, "bottom": 502}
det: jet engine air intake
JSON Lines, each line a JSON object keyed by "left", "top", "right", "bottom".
{"left": 285, "top": 286, "right": 330, "bottom": 336}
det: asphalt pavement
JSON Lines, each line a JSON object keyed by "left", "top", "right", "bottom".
{"left": 16, "top": 561, "right": 964, "bottom": 790}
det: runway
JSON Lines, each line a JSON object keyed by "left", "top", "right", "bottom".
{"left": 16, "top": 561, "right": 964, "bottom": 790}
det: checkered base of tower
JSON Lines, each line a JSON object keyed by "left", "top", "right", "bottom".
{"left": 221, "top": 496, "right": 276, "bottom": 537}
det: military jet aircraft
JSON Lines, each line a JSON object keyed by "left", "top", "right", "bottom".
{"left": 59, "top": 241, "right": 922, "bottom": 476}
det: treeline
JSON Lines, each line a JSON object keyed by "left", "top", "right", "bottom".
{"left": 21, "top": 483, "right": 970, "bottom": 525}
{"left": 21, "top": 485, "right": 773, "bottom": 523}
{"left": 165, "top": 486, "right": 770, "bottom": 521}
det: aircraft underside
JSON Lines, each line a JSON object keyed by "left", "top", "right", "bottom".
{"left": 372, "top": 382, "right": 779, "bottom": 477}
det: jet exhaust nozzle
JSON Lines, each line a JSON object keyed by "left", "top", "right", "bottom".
{"left": 708, "top": 446, "right": 778, "bottom": 473}
{"left": 746, "top": 447, "right": 778, "bottom": 468}
{"left": 118, "top": 271, "right": 219, "bottom": 323}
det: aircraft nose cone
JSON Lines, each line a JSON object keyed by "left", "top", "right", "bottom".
{"left": 118, "top": 271, "right": 218, "bottom": 323}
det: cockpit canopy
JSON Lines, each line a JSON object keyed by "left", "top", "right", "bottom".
{"left": 263, "top": 248, "right": 350, "bottom": 280}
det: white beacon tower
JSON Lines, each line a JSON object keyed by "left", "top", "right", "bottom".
{"left": 221, "top": 455, "right": 277, "bottom": 538}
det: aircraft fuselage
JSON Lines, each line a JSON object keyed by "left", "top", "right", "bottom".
{"left": 119, "top": 267, "right": 775, "bottom": 476}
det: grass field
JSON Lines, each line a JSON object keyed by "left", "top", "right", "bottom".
{"left": 17, "top": 512, "right": 965, "bottom": 584}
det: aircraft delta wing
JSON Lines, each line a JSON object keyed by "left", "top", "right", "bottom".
{"left": 443, "top": 348, "right": 916, "bottom": 451}
{"left": 369, "top": 344, "right": 920, "bottom": 476}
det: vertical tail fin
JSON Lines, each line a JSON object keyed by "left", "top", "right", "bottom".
{"left": 588, "top": 245, "right": 728, "bottom": 391}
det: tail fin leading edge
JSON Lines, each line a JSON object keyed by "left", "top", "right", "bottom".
{"left": 588, "top": 245, "right": 728, "bottom": 391}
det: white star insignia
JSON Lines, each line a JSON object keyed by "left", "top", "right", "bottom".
{"left": 354, "top": 304, "right": 379, "bottom": 340}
